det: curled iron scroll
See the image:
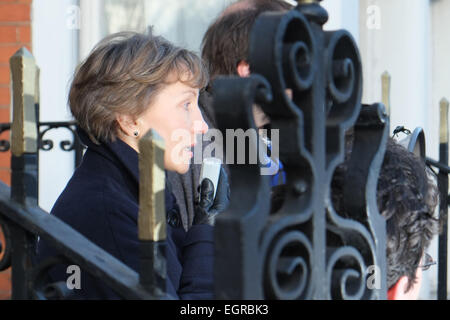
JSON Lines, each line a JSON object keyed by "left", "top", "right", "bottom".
{"left": 38, "top": 122, "right": 80, "bottom": 152}
{"left": 250, "top": 9, "right": 316, "bottom": 217}
{"left": 328, "top": 103, "right": 389, "bottom": 300}
{"left": 327, "top": 247, "right": 367, "bottom": 300}
{"left": 213, "top": 74, "right": 274, "bottom": 299}
{"left": 263, "top": 230, "right": 312, "bottom": 299}
{"left": 0, "top": 123, "right": 11, "bottom": 153}
{"left": 30, "top": 254, "right": 76, "bottom": 300}
{"left": 320, "top": 23, "right": 389, "bottom": 300}
{"left": 243, "top": 9, "right": 319, "bottom": 299}
{"left": 0, "top": 121, "right": 81, "bottom": 153}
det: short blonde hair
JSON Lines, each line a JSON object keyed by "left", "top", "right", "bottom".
{"left": 69, "top": 31, "right": 208, "bottom": 143}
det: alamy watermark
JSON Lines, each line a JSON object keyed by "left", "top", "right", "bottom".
{"left": 366, "top": 265, "right": 381, "bottom": 290}
{"left": 171, "top": 121, "right": 280, "bottom": 176}
{"left": 63, "top": 263, "right": 382, "bottom": 292}
{"left": 366, "top": 5, "right": 381, "bottom": 30}
{"left": 66, "top": 265, "right": 81, "bottom": 290}
{"left": 66, "top": 5, "right": 81, "bottom": 30}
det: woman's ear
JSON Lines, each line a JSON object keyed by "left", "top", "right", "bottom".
{"left": 116, "top": 113, "right": 137, "bottom": 137}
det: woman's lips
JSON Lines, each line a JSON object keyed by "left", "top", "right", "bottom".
{"left": 184, "top": 146, "right": 193, "bottom": 158}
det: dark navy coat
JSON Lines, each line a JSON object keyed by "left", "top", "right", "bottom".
{"left": 36, "top": 129, "right": 215, "bottom": 299}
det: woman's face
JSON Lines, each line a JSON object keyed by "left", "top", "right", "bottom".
{"left": 136, "top": 80, "right": 208, "bottom": 174}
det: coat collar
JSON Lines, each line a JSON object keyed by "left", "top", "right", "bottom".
{"left": 76, "top": 127, "right": 177, "bottom": 211}
{"left": 76, "top": 127, "right": 139, "bottom": 184}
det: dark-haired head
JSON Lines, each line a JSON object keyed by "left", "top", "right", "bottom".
{"left": 201, "top": 0, "right": 293, "bottom": 80}
{"left": 332, "top": 137, "right": 440, "bottom": 297}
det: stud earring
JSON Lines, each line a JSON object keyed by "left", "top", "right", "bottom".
{"left": 133, "top": 131, "right": 139, "bottom": 137}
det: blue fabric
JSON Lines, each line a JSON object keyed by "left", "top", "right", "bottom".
{"left": 261, "top": 140, "right": 286, "bottom": 187}
{"left": 35, "top": 128, "right": 214, "bottom": 299}
{"left": 269, "top": 158, "right": 286, "bottom": 187}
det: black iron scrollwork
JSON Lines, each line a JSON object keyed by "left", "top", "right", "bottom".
{"left": 0, "top": 124, "right": 11, "bottom": 152}
{"left": 38, "top": 121, "right": 79, "bottom": 152}
{"left": 213, "top": 1, "right": 388, "bottom": 299}
{"left": 328, "top": 103, "right": 388, "bottom": 300}
{"left": 0, "top": 121, "right": 82, "bottom": 153}
{"left": 0, "top": 121, "right": 84, "bottom": 168}
{"left": 213, "top": 74, "right": 274, "bottom": 299}
{"left": 30, "top": 255, "right": 75, "bottom": 300}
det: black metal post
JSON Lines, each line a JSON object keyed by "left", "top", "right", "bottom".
{"left": 438, "top": 98, "right": 449, "bottom": 300}
{"left": 9, "top": 47, "right": 39, "bottom": 300}
{"left": 10, "top": 154, "right": 38, "bottom": 299}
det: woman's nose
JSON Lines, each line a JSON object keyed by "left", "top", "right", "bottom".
{"left": 192, "top": 104, "right": 209, "bottom": 134}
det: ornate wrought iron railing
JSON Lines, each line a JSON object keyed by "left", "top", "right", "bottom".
{"left": 0, "top": 0, "right": 447, "bottom": 300}
{"left": 0, "top": 121, "right": 84, "bottom": 168}
{"left": 213, "top": 0, "right": 388, "bottom": 299}
{"left": 212, "top": 0, "right": 448, "bottom": 299}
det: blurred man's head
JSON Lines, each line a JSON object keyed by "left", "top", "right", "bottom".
{"left": 201, "top": 0, "right": 293, "bottom": 129}
{"left": 202, "top": 0, "right": 292, "bottom": 81}
{"left": 332, "top": 137, "right": 440, "bottom": 300}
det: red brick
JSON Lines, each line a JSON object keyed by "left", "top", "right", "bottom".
{"left": 0, "top": 226, "right": 5, "bottom": 252}
{"left": 0, "top": 168, "right": 10, "bottom": 185}
{"left": 0, "top": 106, "right": 8, "bottom": 121}
{"left": 0, "top": 149, "right": 10, "bottom": 170}
{"left": 0, "top": 26, "right": 16, "bottom": 43}
{"left": 0, "top": 44, "right": 29, "bottom": 64}
{"left": 0, "top": 292, "right": 10, "bottom": 300}
{"left": 0, "top": 65, "right": 9, "bottom": 85}
{"left": 17, "top": 25, "right": 29, "bottom": 43}
{"left": 0, "top": 267, "right": 11, "bottom": 300}
{"left": 0, "top": 86, "right": 9, "bottom": 106}
{"left": 0, "top": 271, "right": 11, "bottom": 287}
{"left": 0, "top": 45, "right": 20, "bottom": 64}
{"left": 0, "top": 4, "right": 30, "bottom": 22}
{"left": 0, "top": 278, "right": 11, "bottom": 288}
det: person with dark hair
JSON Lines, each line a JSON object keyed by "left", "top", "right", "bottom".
{"left": 200, "top": 0, "right": 292, "bottom": 186}
{"left": 202, "top": 0, "right": 293, "bottom": 83}
{"left": 332, "top": 138, "right": 440, "bottom": 300}
{"left": 36, "top": 31, "right": 229, "bottom": 299}
{"left": 376, "top": 139, "right": 439, "bottom": 299}
{"left": 168, "top": 0, "right": 292, "bottom": 231}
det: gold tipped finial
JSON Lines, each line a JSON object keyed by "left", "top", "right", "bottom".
{"left": 138, "top": 129, "right": 166, "bottom": 242}
{"left": 440, "top": 98, "right": 449, "bottom": 144}
{"left": 10, "top": 47, "right": 38, "bottom": 157}
{"left": 381, "top": 71, "right": 391, "bottom": 118}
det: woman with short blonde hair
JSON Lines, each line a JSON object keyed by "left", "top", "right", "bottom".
{"left": 36, "top": 31, "right": 229, "bottom": 299}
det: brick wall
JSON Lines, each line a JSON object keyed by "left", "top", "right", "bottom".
{"left": 0, "top": 0, "right": 32, "bottom": 300}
